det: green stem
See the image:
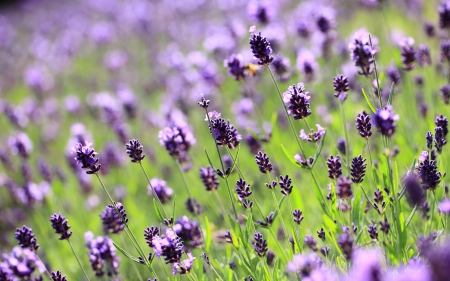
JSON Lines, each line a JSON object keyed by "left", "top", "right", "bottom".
{"left": 340, "top": 101, "right": 351, "bottom": 172}
{"left": 139, "top": 162, "right": 170, "bottom": 220}
{"left": 67, "top": 239, "right": 91, "bottom": 281}
{"left": 119, "top": 233, "right": 144, "bottom": 281}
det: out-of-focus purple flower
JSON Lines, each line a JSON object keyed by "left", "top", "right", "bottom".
{"left": 0, "top": 246, "right": 45, "bottom": 280}
{"left": 417, "top": 45, "right": 432, "bottom": 67}
{"left": 438, "top": 198, "right": 450, "bottom": 214}
{"left": 90, "top": 22, "right": 115, "bottom": 45}
{"left": 224, "top": 54, "right": 246, "bottom": 81}
{"left": 247, "top": 0, "right": 277, "bottom": 24}
{"left": 8, "top": 133, "right": 33, "bottom": 159}
{"left": 296, "top": 49, "right": 317, "bottom": 82}
{"left": 384, "top": 262, "right": 431, "bottom": 281}
{"left": 172, "top": 253, "right": 195, "bottom": 275}
{"left": 15, "top": 225, "right": 39, "bottom": 251}
{"left": 347, "top": 248, "right": 382, "bottom": 281}
{"left": 85, "top": 233, "right": 119, "bottom": 277}
{"left": 300, "top": 124, "right": 325, "bottom": 142}
{"left": 372, "top": 106, "right": 399, "bottom": 137}
{"left": 348, "top": 29, "right": 378, "bottom": 76}
{"left": 148, "top": 178, "right": 173, "bottom": 204}
{"left": 158, "top": 125, "right": 196, "bottom": 168}
{"left": 399, "top": 37, "right": 416, "bottom": 71}
{"left": 439, "top": 1, "right": 450, "bottom": 30}
{"left": 271, "top": 54, "right": 291, "bottom": 82}
{"left": 23, "top": 65, "right": 54, "bottom": 94}
{"left": 173, "top": 216, "right": 203, "bottom": 249}
{"left": 287, "top": 252, "right": 322, "bottom": 277}
{"left": 403, "top": 172, "right": 426, "bottom": 207}
{"left": 104, "top": 50, "right": 127, "bottom": 72}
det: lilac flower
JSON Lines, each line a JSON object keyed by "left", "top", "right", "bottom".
{"left": 148, "top": 178, "right": 173, "bottom": 204}
{"left": 299, "top": 124, "right": 325, "bottom": 142}
{"left": 172, "top": 253, "right": 195, "bottom": 275}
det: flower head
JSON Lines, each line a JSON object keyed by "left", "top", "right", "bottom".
{"left": 372, "top": 106, "right": 399, "bottom": 137}
{"left": 283, "top": 83, "right": 311, "bottom": 120}
{"left": 249, "top": 27, "right": 273, "bottom": 65}
{"left": 72, "top": 142, "right": 101, "bottom": 174}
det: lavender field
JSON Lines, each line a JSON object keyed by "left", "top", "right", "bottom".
{"left": 1, "top": 0, "right": 450, "bottom": 280}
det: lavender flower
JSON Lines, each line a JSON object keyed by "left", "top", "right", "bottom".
{"left": 50, "top": 213, "right": 72, "bottom": 240}
{"left": 327, "top": 155, "right": 342, "bottom": 179}
{"left": 247, "top": 1, "right": 276, "bottom": 24}
{"left": 15, "top": 225, "right": 39, "bottom": 251}
{"left": 336, "top": 176, "right": 352, "bottom": 199}
{"left": 152, "top": 228, "right": 184, "bottom": 264}
{"left": 158, "top": 126, "right": 196, "bottom": 166}
{"left": 337, "top": 138, "right": 346, "bottom": 156}
{"left": 347, "top": 248, "right": 382, "bottom": 281}
{"left": 85, "top": 233, "right": 119, "bottom": 277}
{"left": 100, "top": 202, "right": 127, "bottom": 234}
{"left": 299, "top": 124, "right": 325, "bottom": 142}
{"left": 440, "top": 85, "right": 450, "bottom": 104}
{"left": 72, "top": 142, "right": 101, "bottom": 174}
{"left": 337, "top": 232, "right": 354, "bottom": 260}
{"left": 417, "top": 45, "right": 432, "bottom": 67}
{"left": 186, "top": 198, "right": 203, "bottom": 215}
{"left": 8, "top": 132, "right": 33, "bottom": 159}
{"left": 426, "top": 132, "right": 433, "bottom": 150}
{"left": 294, "top": 154, "right": 314, "bottom": 168}
{"left": 424, "top": 22, "right": 436, "bottom": 37}
{"left": 207, "top": 114, "right": 241, "bottom": 149}
{"left": 279, "top": 174, "right": 293, "bottom": 195}
{"left": 223, "top": 54, "right": 246, "bottom": 81}
{"left": 350, "top": 155, "right": 366, "bottom": 183}
{"left": 173, "top": 253, "right": 195, "bottom": 275}
{"left": 283, "top": 83, "right": 311, "bottom": 120}
{"left": 440, "top": 40, "right": 450, "bottom": 62}
{"left": 296, "top": 50, "right": 317, "bottom": 82}
{"left": 253, "top": 232, "right": 268, "bottom": 257}
{"left": 371, "top": 106, "right": 399, "bottom": 137}
{"left": 435, "top": 115, "right": 448, "bottom": 137}
{"left": 293, "top": 210, "right": 304, "bottom": 225}
{"left": 125, "top": 139, "right": 145, "bottom": 163}
{"left": 287, "top": 252, "right": 322, "bottom": 277}
{"left": 271, "top": 54, "right": 291, "bottom": 82}
{"left": 403, "top": 172, "right": 426, "bottom": 206}
{"left": 386, "top": 65, "right": 401, "bottom": 85}
{"left": 235, "top": 178, "right": 253, "bottom": 209}
{"left": 255, "top": 151, "right": 272, "bottom": 174}
{"left": 438, "top": 198, "right": 450, "bottom": 214}
{"left": 199, "top": 166, "right": 219, "bottom": 191}
{"left": 333, "top": 74, "right": 349, "bottom": 101}
{"left": 400, "top": 41, "right": 416, "bottom": 71}
{"left": 0, "top": 247, "right": 45, "bottom": 280}
{"left": 434, "top": 126, "right": 447, "bottom": 153}
{"left": 144, "top": 226, "right": 159, "bottom": 248}
{"left": 304, "top": 235, "right": 318, "bottom": 251}
{"left": 51, "top": 271, "right": 67, "bottom": 281}
{"left": 356, "top": 111, "right": 372, "bottom": 138}
{"left": 417, "top": 158, "right": 441, "bottom": 190}
{"left": 148, "top": 178, "right": 173, "bottom": 204}
{"left": 348, "top": 33, "right": 376, "bottom": 76}
{"left": 439, "top": 1, "right": 450, "bottom": 30}
{"left": 173, "top": 216, "right": 203, "bottom": 249}
{"left": 244, "top": 134, "right": 263, "bottom": 155}
{"left": 249, "top": 26, "right": 273, "bottom": 65}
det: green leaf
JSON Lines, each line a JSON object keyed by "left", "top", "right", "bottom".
{"left": 388, "top": 82, "right": 395, "bottom": 105}
{"left": 204, "top": 148, "right": 216, "bottom": 170}
{"left": 228, "top": 145, "right": 240, "bottom": 177}
{"left": 399, "top": 212, "right": 407, "bottom": 249}
{"left": 405, "top": 205, "right": 418, "bottom": 228}
{"left": 273, "top": 258, "right": 281, "bottom": 280}
{"left": 362, "top": 88, "right": 376, "bottom": 113}
{"left": 280, "top": 144, "right": 302, "bottom": 168}
{"left": 204, "top": 216, "right": 212, "bottom": 252}
{"left": 323, "top": 214, "right": 337, "bottom": 233}
{"left": 113, "top": 243, "right": 142, "bottom": 264}
{"left": 272, "top": 196, "right": 286, "bottom": 222}
{"left": 352, "top": 187, "right": 362, "bottom": 225}
{"left": 153, "top": 198, "right": 164, "bottom": 222}
{"left": 311, "top": 131, "right": 326, "bottom": 169}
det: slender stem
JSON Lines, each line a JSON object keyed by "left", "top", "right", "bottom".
{"left": 366, "top": 139, "right": 378, "bottom": 187}
{"left": 175, "top": 160, "right": 193, "bottom": 200}
{"left": 267, "top": 65, "right": 306, "bottom": 156}
{"left": 340, "top": 101, "right": 351, "bottom": 172}
{"left": 268, "top": 227, "right": 288, "bottom": 261}
{"left": 119, "top": 233, "right": 144, "bottom": 281}
{"left": 67, "top": 239, "right": 91, "bottom": 281}
{"left": 369, "top": 34, "right": 382, "bottom": 108}
{"left": 95, "top": 174, "right": 154, "bottom": 275}
{"left": 35, "top": 254, "right": 52, "bottom": 280}
{"left": 139, "top": 162, "right": 170, "bottom": 219}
